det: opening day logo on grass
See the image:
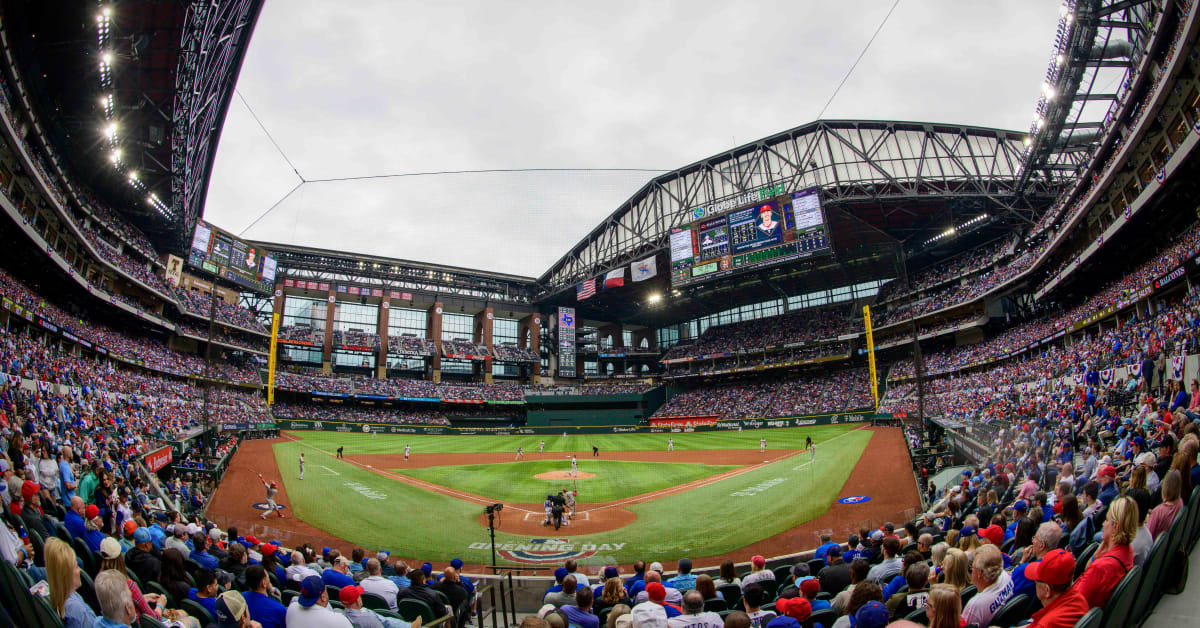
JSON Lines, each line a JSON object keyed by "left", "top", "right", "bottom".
{"left": 470, "top": 538, "right": 627, "bottom": 564}
{"left": 837, "top": 496, "right": 871, "bottom": 504}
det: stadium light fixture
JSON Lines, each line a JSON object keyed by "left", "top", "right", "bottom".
{"left": 101, "top": 51, "right": 113, "bottom": 66}
{"left": 647, "top": 293, "right": 662, "bottom": 304}
{"left": 105, "top": 122, "right": 118, "bottom": 139}
{"left": 109, "top": 148, "right": 121, "bottom": 163}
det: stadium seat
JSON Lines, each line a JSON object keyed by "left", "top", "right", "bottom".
{"left": 1099, "top": 564, "right": 1140, "bottom": 628}
{"left": 399, "top": 598, "right": 436, "bottom": 623}
{"left": 761, "top": 579, "right": 778, "bottom": 600}
{"left": 27, "top": 528, "right": 44, "bottom": 567}
{"left": 718, "top": 583, "right": 742, "bottom": 604}
{"left": 28, "top": 592, "right": 65, "bottom": 628}
{"left": 54, "top": 524, "right": 70, "bottom": 543}
{"left": 1001, "top": 538, "right": 1016, "bottom": 554}
{"left": 282, "top": 590, "right": 297, "bottom": 607}
{"left": 139, "top": 613, "right": 168, "bottom": 628}
{"left": 815, "top": 592, "right": 832, "bottom": 601}
{"left": 1128, "top": 533, "right": 1169, "bottom": 623}
{"left": 180, "top": 598, "right": 214, "bottom": 626}
{"left": 327, "top": 585, "right": 342, "bottom": 603}
{"left": 773, "top": 565, "right": 792, "bottom": 583}
{"left": 1074, "top": 543, "right": 1099, "bottom": 579}
{"left": 183, "top": 558, "right": 203, "bottom": 576}
{"left": 903, "top": 607, "right": 927, "bottom": 623}
{"left": 72, "top": 536, "right": 97, "bottom": 576}
{"left": 959, "top": 584, "right": 977, "bottom": 605}
{"left": 1186, "top": 486, "right": 1200, "bottom": 552}
{"left": 0, "top": 560, "right": 31, "bottom": 626}
{"left": 807, "top": 559, "right": 826, "bottom": 576}
{"left": 902, "top": 543, "right": 918, "bottom": 555}
{"left": 78, "top": 570, "right": 101, "bottom": 614}
{"left": 145, "top": 580, "right": 173, "bottom": 607}
{"left": 362, "top": 592, "right": 391, "bottom": 611}
{"left": 990, "top": 593, "right": 1030, "bottom": 628}
{"left": 704, "top": 597, "right": 727, "bottom": 612}
{"left": 810, "top": 608, "right": 837, "bottom": 627}
{"left": 1075, "top": 607, "right": 1103, "bottom": 628}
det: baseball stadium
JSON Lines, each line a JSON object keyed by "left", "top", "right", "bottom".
{"left": 0, "top": 1, "right": 1199, "bottom": 628}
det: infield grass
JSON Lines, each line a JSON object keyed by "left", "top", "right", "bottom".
{"left": 269, "top": 424, "right": 873, "bottom": 565}
{"left": 391, "top": 459, "right": 740, "bottom": 503}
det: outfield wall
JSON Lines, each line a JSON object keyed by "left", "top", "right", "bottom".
{"left": 273, "top": 408, "right": 879, "bottom": 435}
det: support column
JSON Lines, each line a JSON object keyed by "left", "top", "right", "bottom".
{"left": 322, "top": 290, "right": 336, "bottom": 374}
{"left": 377, "top": 299, "right": 390, "bottom": 379}
{"left": 427, "top": 302, "right": 444, "bottom": 383}
{"left": 631, "top": 327, "right": 657, "bottom": 353}
{"left": 519, "top": 314, "right": 541, "bottom": 383}
{"left": 474, "top": 307, "right": 494, "bottom": 384}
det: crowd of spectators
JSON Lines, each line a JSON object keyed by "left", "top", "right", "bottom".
{"left": 273, "top": 371, "right": 528, "bottom": 401}
{"left": 493, "top": 343, "right": 539, "bottom": 362}
{"left": 271, "top": 401, "right": 530, "bottom": 426}
{"left": 177, "top": 323, "right": 269, "bottom": 354}
{"left": 334, "top": 329, "right": 381, "bottom": 350}
{"left": 173, "top": 287, "right": 269, "bottom": 334}
{"left": 387, "top": 334, "right": 437, "bottom": 356}
{"left": 278, "top": 325, "right": 323, "bottom": 345}
{"left": 663, "top": 307, "right": 856, "bottom": 362}
{"left": 442, "top": 338, "right": 491, "bottom": 358}
{"left": 664, "top": 343, "right": 851, "bottom": 378}
{"left": 653, "top": 369, "right": 874, "bottom": 419}
{"left": 878, "top": 240, "right": 1008, "bottom": 304}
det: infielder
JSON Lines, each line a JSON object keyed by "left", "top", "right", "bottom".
{"left": 257, "top": 474, "right": 285, "bottom": 519}
{"left": 516, "top": 446, "right": 524, "bottom": 460}
{"left": 404, "top": 444, "right": 411, "bottom": 461}
{"left": 760, "top": 437, "right": 766, "bottom": 453}
{"left": 298, "top": 453, "right": 305, "bottom": 480}
{"left": 592, "top": 444, "right": 599, "bottom": 457}
{"left": 805, "top": 435, "right": 814, "bottom": 449}
{"left": 667, "top": 438, "right": 674, "bottom": 451}
{"left": 539, "top": 440, "right": 545, "bottom": 454}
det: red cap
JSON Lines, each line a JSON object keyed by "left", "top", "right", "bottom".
{"left": 1099, "top": 465, "right": 1117, "bottom": 478}
{"left": 262, "top": 544, "right": 278, "bottom": 556}
{"left": 751, "top": 555, "right": 766, "bottom": 568}
{"left": 759, "top": 205, "right": 772, "bottom": 214}
{"left": 85, "top": 504, "right": 100, "bottom": 520}
{"left": 981, "top": 525, "right": 1005, "bottom": 547}
{"left": 123, "top": 520, "right": 138, "bottom": 535}
{"left": 1026, "top": 549, "right": 1076, "bottom": 586}
{"left": 799, "top": 579, "right": 820, "bottom": 597}
{"left": 246, "top": 535, "right": 260, "bottom": 546}
{"left": 780, "top": 597, "right": 812, "bottom": 621}
{"left": 646, "top": 582, "right": 666, "bottom": 603}
{"left": 20, "top": 480, "right": 40, "bottom": 500}
{"left": 339, "top": 585, "right": 364, "bottom": 606}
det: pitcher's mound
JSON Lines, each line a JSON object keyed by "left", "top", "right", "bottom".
{"left": 535, "top": 471, "right": 595, "bottom": 480}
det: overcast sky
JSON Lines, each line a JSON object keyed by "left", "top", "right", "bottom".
{"left": 203, "top": 1, "right": 1063, "bottom": 278}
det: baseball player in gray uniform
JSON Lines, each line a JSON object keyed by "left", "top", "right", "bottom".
{"left": 298, "top": 453, "right": 305, "bottom": 480}
{"left": 258, "top": 474, "right": 284, "bottom": 519}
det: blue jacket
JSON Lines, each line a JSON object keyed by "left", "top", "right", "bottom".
{"left": 64, "top": 510, "right": 86, "bottom": 540}
{"left": 243, "top": 590, "right": 287, "bottom": 628}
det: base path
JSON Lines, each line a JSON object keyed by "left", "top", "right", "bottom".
{"left": 206, "top": 427, "right": 920, "bottom": 574}
{"left": 534, "top": 471, "right": 596, "bottom": 480}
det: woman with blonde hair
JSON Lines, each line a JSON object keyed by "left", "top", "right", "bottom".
{"left": 45, "top": 537, "right": 96, "bottom": 628}
{"left": 1075, "top": 495, "right": 1137, "bottom": 608}
{"left": 939, "top": 548, "right": 971, "bottom": 591}
{"left": 599, "top": 577, "right": 632, "bottom": 608}
{"left": 925, "top": 583, "right": 962, "bottom": 628}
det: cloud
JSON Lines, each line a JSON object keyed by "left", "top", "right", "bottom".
{"left": 204, "top": 0, "right": 1061, "bottom": 277}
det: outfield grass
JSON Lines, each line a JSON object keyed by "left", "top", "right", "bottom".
{"left": 270, "top": 424, "right": 871, "bottom": 565}
{"left": 392, "top": 459, "right": 740, "bottom": 503}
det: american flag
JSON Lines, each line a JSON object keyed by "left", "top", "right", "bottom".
{"left": 577, "top": 279, "right": 596, "bottom": 300}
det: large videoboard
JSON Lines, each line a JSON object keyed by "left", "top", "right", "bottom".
{"left": 188, "top": 220, "right": 277, "bottom": 293}
{"left": 670, "top": 187, "right": 832, "bottom": 288}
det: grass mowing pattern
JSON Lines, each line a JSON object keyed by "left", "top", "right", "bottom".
{"left": 391, "top": 460, "right": 740, "bottom": 503}
{"left": 270, "top": 424, "right": 870, "bottom": 564}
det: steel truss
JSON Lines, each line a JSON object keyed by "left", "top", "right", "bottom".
{"left": 170, "top": 0, "right": 264, "bottom": 250}
{"left": 537, "top": 120, "right": 1060, "bottom": 295}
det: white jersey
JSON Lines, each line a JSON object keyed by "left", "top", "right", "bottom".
{"left": 405, "top": 446, "right": 411, "bottom": 456}
{"left": 571, "top": 457, "right": 578, "bottom": 469}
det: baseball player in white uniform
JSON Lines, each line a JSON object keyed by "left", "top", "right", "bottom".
{"left": 404, "top": 444, "right": 411, "bottom": 461}
{"left": 539, "top": 440, "right": 545, "bottom": 454}
{"left": 570, "top": 454, "right": 578, "bottom": 477}
{"left": 667, "top": 438, "right": 674, "bottom": 451}
{"left": 516, "top": 446, "right": 524, "bottom": 460}
{"left": 565, "top": 488, "right": 577, "bottom": 517}
{"left": 258, "top": 474, "right": 284, "bottom": 519}
{"left": 760, "top": 438, "right": 766, "bottom": 453}
{"left": 298, "top": 453, "right": 305, "bottom": 480}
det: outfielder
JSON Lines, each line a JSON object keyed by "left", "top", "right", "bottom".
{"left": 258, "top": 474, "right": 285, "bottom": 519}
{"left": 760, "top": 437, "right": 766, "bottom": 453}
{"left": 516, "top": 446, "right": 524, "bottom": 460}
{"left": 539, "top": 440, "right": 545, "bottom": 454}
{"left": 298, "top": 453, "right": 305, "bottom": 480}
{"left": 404, "top": 444, "right": 411, "bottom": 461}
{"left": 667, "top": 438, "right": 674, "bottom": 451}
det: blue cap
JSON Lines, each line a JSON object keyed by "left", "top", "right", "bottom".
{"left": 1013, "top": 500, "right": 1028, "bottom": 512}
{"left": 855, "top": 601, "right": 890, "bottom": 628}
{"left": 959, "top": 525, "right": 976, "bottom": 538}
{"left": 1133, "top": 436, "right": 1145, "bottom": 447}
{"left": 450, "top": 558, "right": 464, "bottom": 570}
{"left": 133, "top": 528, "right": 151, "bottom": 544}
{"left": 421, "top": 562, "right": 433, "bottom": 576}
{"left": 766, "top": 617, "right": 800, "bottom": 628}
{"left": 299, "top": 575, "right": 324, "bottom": 607}
{"left": 554, "top": 567, "right": 568, "bottom": 582}
{"left": 322, "top": 547, "right": 330, "bottom": 555}
{"left": 604, "top": 566, "right": 619, "bottom": 579}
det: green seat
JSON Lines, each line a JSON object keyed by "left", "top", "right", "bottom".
{"left": 327, "top": 585, "right": 342, "bottom": 602}
{"left": 760, "top": 578, "right": 778, "bottom": 599}
{"left": 903, "top": 606, "right": 927, "bottom": 623}
{"left": 71, "top": 536, "right": 97, "bottom": 576}
{"left": 773, "top": 565, "right": 793, "bottom": 583}
{"left": 145, "top": 580, "right": 174, "bottom": 607}
{"left": 139, "top": 613, "right": 169, "bottom": 628}
{"left": 717, "top": 584, "right": 742, "bottom": 606}
{"left": 54, "top": 524, "right": 71, "bottom": 543}
{"left": 398, "top": 597, "right": 436, "bottom": 623}
{"left": 28, "top": 592, "right": 65, "bottom": 628}
{"left": 1129, "top": 533, "right": 1170, "bottom": 622}
{"left": 362, "top": 591, "right": 392, "bottom": 611}
{"left": 810, "top": 608, "right": 838, "bottom": 627}
{"left": 704, "top": 597, "right": 726, "bottom": 612}
{"left": 180, "top": 598, "right": 214, "bottom": 626}
{"left": 1074, "top": 607, "right": 1103, "bottom": 628}
{"left": 281, "top": 589, "right": 297, "bottom": 606}
{"left": 78, "top": 570, "right": 101, "bottom": 614}
{"left": 1075, "top": 543, "right": 1099, "bottom": 579}
{"left": 1099, "top": 564, "right": 1140, "bottom": 628}
{"left": 959, "top": 584, "right": 977, "bottom": 605}
{"left": 990, "top": 593, "right": 1031, "bottom": 628}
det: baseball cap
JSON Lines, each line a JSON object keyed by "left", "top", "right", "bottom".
{"left": 1026, "top": 549, "right": 1076, "bottom": 586}
{"left": 213, "top": 590, "right": 248, "bottom": 628}
{"left": 780, "top": 596, "right": 812, "bottom": 621}
{"left": 604, "top": 566, "right": 619, "bottom": 579}
{"left": 631, "top": 602, "right": 667, "bottom": 628}
{"left": 869, "top": 530, "right": 884, "bottom": 542}
{"left": 751, "top": 555, "right": 765, "bottom": 568}
{"left": 123, "top": 520, "right": 138, "bottom": 535}
{"left": 646, "top": 582, "right": 666, "bottom": 603}
{"left": 450, "top": 558, "right": 464, "bottom": 570}
{"left": 766, "top": 618, "right": 801, "bottom": 628}
{"left": 335, "top": 556, "right": 351, "bottom": 566}
{"left": 855, "top": 601, "right": 890, "bottom": 628}
{"left": 245, "top": 535, "right": 260, "bottom": 546}
{"left": 421, "top": 562, "right": 433, "bottom": 576}
{"left": 1012, "top": 500, "right": 1028, "bottom": 513}
{"left": 339, "top": 585, "right": 365, "bottom": 606}
{"left": 649, "top": 561, "right": 664, "bottom": 573}
{"left": 99, "top": 536, "right": 122, "bottom": 560}
{"left": 0, "top": 459, "right": 8, "bottom": 473}
{"left": 1133, "top": 436, "right": 1146, "bottom": 447}
{"left": 981, "top": 525, "right": 1004, "bottom": 547}
{"left": 298, "top": 575, "right": 325, "bottom": 607}
{"left": 1136, "top": 452, "right": 1156, "bottom": 467}
{"left": 133, "top": 528, "right": 151, "bottom": 544}
{"left": 959, "top": 525, "right": 977, "bottom": 538}
{"left": 1099, "top": 465, "right": 1117, "bottom": 478}
{"left": 20, "top": 480, "right": 40, "bottom": 500}
{"left": 799, "top": 579, "right": 820, "bottom": 597}
{"left": 85, "top": 504, "right": 100, "bottom": 520}
{"left": 553, "top": 567, "right": 568, "bottom": 582}
{"left": 262, "top": 544, "right": 278, "bottom": 556}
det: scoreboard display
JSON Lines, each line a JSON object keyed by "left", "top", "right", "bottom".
{"left": 670, "top": 187, "right": 832, "bottom": 287}
{"left": 188, "top": 220, "right": 277, "bottom": 293}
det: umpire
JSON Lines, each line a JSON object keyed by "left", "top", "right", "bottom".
{"left": 551, "top": 491, "right": 567, "bottom": 530}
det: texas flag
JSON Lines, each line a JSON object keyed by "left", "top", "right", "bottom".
{"left": 603, "top": 268, "right": 625, "bottom": 289}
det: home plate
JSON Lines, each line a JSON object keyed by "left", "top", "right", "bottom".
{"left": 524, "top": 511, "right": 589, "bottom": 521}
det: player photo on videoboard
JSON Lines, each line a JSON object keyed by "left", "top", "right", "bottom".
{"left": 729, "top": 202, "right": 784, "bottom": 254}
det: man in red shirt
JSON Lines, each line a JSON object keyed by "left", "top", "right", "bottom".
{"left": 1026, "top": 550, "right": 1089, "bottom": 628}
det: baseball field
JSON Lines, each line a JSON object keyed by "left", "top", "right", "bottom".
{"left": 207, "top": 424, "right": 921, "bottom": 570}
